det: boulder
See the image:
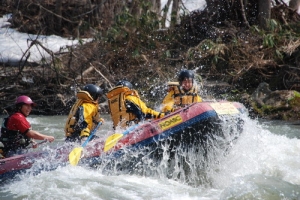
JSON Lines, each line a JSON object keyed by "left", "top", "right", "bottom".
{"left": 251, "top": 82, "right": 300, "bottom": 120}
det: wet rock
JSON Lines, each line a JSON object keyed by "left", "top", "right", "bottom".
{"left": 250, "top": 82, "right": 300, "bottom": 120}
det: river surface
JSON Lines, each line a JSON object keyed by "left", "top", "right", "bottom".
{"left": 0, "top": 113, "right": 300, "bottom": 200}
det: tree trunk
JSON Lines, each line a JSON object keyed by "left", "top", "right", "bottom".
{"left": 128, "top": 0, "right": 142, "bottom": 18}
{"left": 150, "top": 0, "right": 161, "bottom": 14}
{"left": 55, "top": 0, "right": 62, "bottom": 33}
{"left": 258, "top": 0, "right": 271, "bottom": 30}
{"left": 161, "top": 0, "right": 172, "bottom": 28}
{"left": 170, "top": 0, "right": 180, "bottom": 28}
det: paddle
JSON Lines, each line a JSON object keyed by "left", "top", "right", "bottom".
{"left": 26, "top": 139, "right": 48, "bottom": 149}
{"left": 104, "top": 124, "right": 138, "bottom": 152}
{"left": 69, "top": 122, "right": 102, "bottom": 166}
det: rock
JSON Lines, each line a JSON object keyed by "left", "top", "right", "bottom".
{"left": 263, "top": 90, "right": 294, "bottom": 108}
{"left": 251, "top": 82, "right": 272, "bottom": 107}
{"left": 250, "top": 82, "right": 300, "bottom": 120}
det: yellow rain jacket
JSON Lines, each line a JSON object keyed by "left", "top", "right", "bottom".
{"left": 65, "top": 90, "right": 102, "bottom": 139}
{"left": 161, "top": 82, "right": 202, "bottom": 112}
{"left": 107, "top": 86, "right": 163, "bottom": 129}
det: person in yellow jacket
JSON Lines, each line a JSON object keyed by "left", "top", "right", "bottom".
{"left": 65, "top": 84, "right": 104, "bottom": 143}
{"left": 161, "top": 69, "right": 202, "bottom": 113}
{"left": 107, "top": 80, "right": 165, "bottom": 129}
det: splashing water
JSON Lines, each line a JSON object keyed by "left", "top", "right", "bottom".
{"left": 1, "top": 114, "right": 300, "bottom": 200}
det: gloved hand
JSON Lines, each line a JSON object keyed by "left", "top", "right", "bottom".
{"left": 158, "top": 112, "right": 165, "bottom": 118}
{"left": 158, "top": 111, "right": 172, "bottom": 118}
{"left": 164, "top": 111, "right": 171, "bottom": 115}
{"left": 80, "top": 128, "right": 90, "bottom": 138}
{"left": 99, "top": 118, "right": 105, "bottom": 124}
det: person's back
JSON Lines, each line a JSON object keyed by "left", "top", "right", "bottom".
{"left": 107, "top": 80, "right": 165, "bottom": 129}
{"left": 106, "top": 82, "right": 137, "bottom": 129}
{"left": 65, "top": 84, "right": 104, "bottom": 143}
{"left": 161, "top": 69, "right": 202, "bottom": 113}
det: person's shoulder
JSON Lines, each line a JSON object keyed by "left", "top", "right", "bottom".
{"left": 10, "top": 112, "right": 24, "bottom": 119}
{"left": 7, "top": 112, "right": 26, "bottom": 123}
{"left": 82, "top": 102, "right": 98, "bottom": 107}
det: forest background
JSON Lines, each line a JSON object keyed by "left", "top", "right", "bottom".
{"left": 0, "top": 0, "right": 300, "bottom": 121}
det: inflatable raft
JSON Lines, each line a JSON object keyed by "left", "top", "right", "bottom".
{"left": 0, "top": 101, "right": 247, "bottom": 181}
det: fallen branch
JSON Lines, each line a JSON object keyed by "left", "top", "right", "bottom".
{"left": 75, "top": 66, "right": 94, "bottom": 80}
{"left": 90, "top": 63, "right": 113, "bottom": 88}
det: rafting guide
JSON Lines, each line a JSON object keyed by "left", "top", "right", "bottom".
{"left": 0, "top": 96, "right": 55, "bottom": 158}
{"left": 161, "top": 69, "right": 202, "bottom": 113}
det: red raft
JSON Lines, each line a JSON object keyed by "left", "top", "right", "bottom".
{"left": 0, "top": 101, "right": 247, "bottom": 181}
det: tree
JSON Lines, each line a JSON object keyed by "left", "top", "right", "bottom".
{"left": 170, "top": 0, "right": 180, "bottom": 28}
{"left": 258, "top": 0, "right": 271, "bottom": 30}
{"left": 204, "top": 0, "right": 274, "bottom": 29}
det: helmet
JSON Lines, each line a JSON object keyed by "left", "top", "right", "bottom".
{"left": 83, "top": 84, "right": 103, "bottom": 101}
{"left": 116, "top": 80, "right": 133, "bottom": 89}
{"left": 15, "top": 95, "right": 37, "bottom": 107}
{"left": 178, "top": 69, "right": 194, "bottom": 83}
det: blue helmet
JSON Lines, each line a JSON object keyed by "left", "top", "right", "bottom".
{"left": 178, "top": 69, "right": 194, "bottom": 83}
{"left": 116, "top": 80, "right": 133, "bottom": 89}
{"left": 83, "top": 84, "right": 103, "bottom": 101}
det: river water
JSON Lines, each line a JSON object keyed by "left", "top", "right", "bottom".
{"left": 0, "top": 113, "right": 300, "bottom": 200}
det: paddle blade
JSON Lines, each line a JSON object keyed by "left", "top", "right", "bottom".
{"left": 104, "top": 133, "right": 123, "bottom": 152}
{"left": 69, "top": 147, "right": 83, "bottom": 166}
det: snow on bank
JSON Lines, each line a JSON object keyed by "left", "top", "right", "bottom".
{"left": 0, "top": 0, "right": 293, "bottom": 64}
{"left": 0, "top": 0, "right": 206, "bottom": 64}
{"left": 0, "top": 14, "right": 88, "bottom": 65}
{"left": 0, "top": 0, "right": 207, "bottom": 65}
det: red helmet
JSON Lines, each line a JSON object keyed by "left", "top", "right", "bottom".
{"left": 15, "top": 95, "right": 37, "bottom": 107}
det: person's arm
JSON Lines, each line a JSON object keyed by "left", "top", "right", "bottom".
{"left": 93, "top": 106, "right": 105, "bottom": 124}
{"left": 125, "top": 100, "right": 144, "bottom": 120}
{"left": 126, "top": 96, "right": 163, "bottom": 119}
{"left": 26, "top": 129, "right": 55, "bottom": 142}
{"left": 78, "top": 103, "right": 104, "bottom": 139}
{"left": 196, "top": 95, "right": 203, "bottom": 102}
{"left": 161, "top": 91, "right": 175, "bottom": 112}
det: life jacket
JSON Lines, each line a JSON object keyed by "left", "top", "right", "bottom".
{"left": 64, "top": 90, "right": 97, "bottom": 137}
{"left": 106, "top": 86, "right": 139, "bottom": 129}
{"left": 0, "top": 117, "right": 31, "bottom": 156}
{"left": 172, "top": 84, "right": 199, "bottom": 108}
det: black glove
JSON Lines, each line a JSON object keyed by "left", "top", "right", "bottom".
{"left": 158, "top": 111, "right": 170, "bottom": 118}
{"left": 165, "top": 111, "right": 171, "bottom": 115}
{"left": 157, "top": 112, "right": 164, "bottom": 118}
